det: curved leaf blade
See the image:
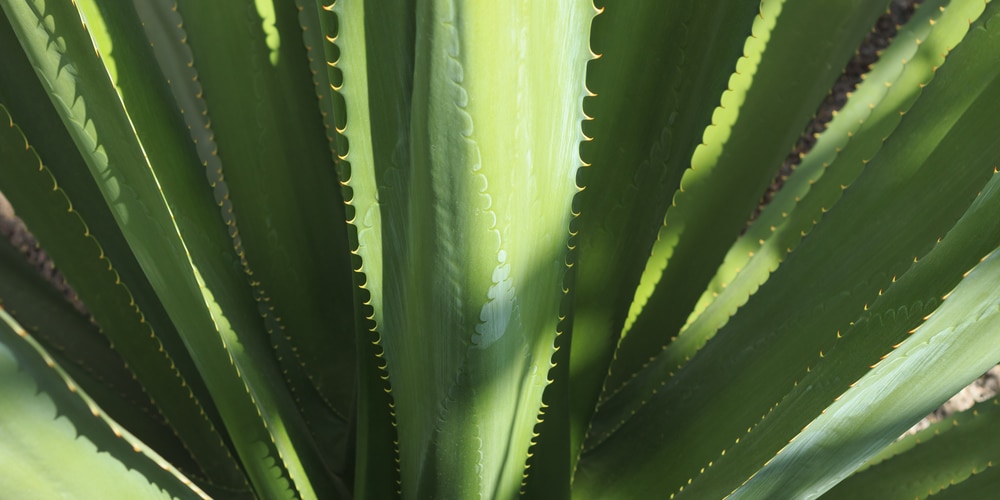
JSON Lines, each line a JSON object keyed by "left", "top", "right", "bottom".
{"left": 568, "top": 0, "right": 759, "bottom": 466}
{"left": 0, "top": 308, "right": 207, "bottom": 500}
{"left": 575, "top": 2, "right": 1000, "bottom": 496}
{"left": 824, "top": 398, "right": 1000, "bottom": 498}
{"left": 734, "top": 241, "right": 1000, "bottom": 498}
{"left": 318, "top": 1, "right": 405, "bottom": 496}
{"left": 608, "top": 0, "right": 892, "bottom": 394}
{"left": 0, "top": 2, "right": 328, "bottom": 496}
{"left": 0, "top": 102, "right": 246, "bottom": 492}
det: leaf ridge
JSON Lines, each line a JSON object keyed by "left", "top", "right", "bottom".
{"left": 679, "top": 0, "right": 957, "bottom": 343}
{"left": 617, "top": 0, "right": 785, "bottom": 342}
{"left": 592, "top": 0, "right": 974, "bottom": 434}
{"left": 0, "top": 104, "right": 243, "bottom": 488}
{"left": 320, "top": 1, "right": 403, "bottom": 495}
{"left": 3, "top": 1, "right": 318, "bottom": 495}
{"left": 0, "top": 307, "right": 211, "bottom": 499}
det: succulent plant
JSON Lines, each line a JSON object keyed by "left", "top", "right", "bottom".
{"left": 1, "top": 0, "right": 999, "bottom": 498}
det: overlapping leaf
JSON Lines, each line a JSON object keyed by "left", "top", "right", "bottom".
{"left": 0, "top": 308, "right": 207, "bottom": 499}
{"left": 575, "top": 0, "right": 1000, "bottom": 496}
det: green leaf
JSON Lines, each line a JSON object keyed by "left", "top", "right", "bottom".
{"left": 676, "top": 0, "right": 957, "bottom": 367}
{"left": 0, "top": 5, "right": 216, "bottom": 429}
{"left": 0, "top": 308, "right": 207, "bottom": 499}
{"left": 0, "top": 101, "right": 245, "bottom": 493}
{"left": 138, "top": 0, "right": 356, "bottom": 482}
{"left": 0, "top": 226, "right": 207, "bottom": 484}
{"left": 575, "top": 1, "right": 1000, "bottom": 496}
{"left": 607, "top": 0, "right": 892, "bottom": 394}
{"left": 568, "top": 0, "right": 759, "bottom": 465}
{"left": 734, "top": 238, "right": 1000, "bottom": 497}
{"left": 0, "top": 1, "right": 333, "bottom": 496}
{"left": 87, "top": 0, "right": 354, "bottom": 494}
{"left": 824, "top": 398, "right": 1000, "bottom": 498}
{"left": 170, "top": 0, "right": 357, "bottom": 429}
{"left": 317, "top": 1, "right": 406, "bottom": 496}
{"left": 583, "top": 1, "right": 986, "bottom": 488}
{"left": 929, "top": 466, "right": 1000, "bottom": 499}
{"left": 293, "top": 0, "right": 339, "bottom": 154}
{"left": 329, "top": 0, "right": 593, "bottom": 496}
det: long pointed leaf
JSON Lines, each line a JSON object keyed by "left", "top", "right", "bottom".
{"left": 0, "top": 101, "right": 245, "bottom": 493}
{"left": 330, "top": 0, "right": 593, "bottom": 496}
{"left": 734, "top": 239, "right": 1000, "bottom": 497}
{"left": 608, "top": 0, "right": 892, "bottom": 394}
{"left": 0, "top": 308, "right": 207, "bottom": 499}
{"left": 568, "top": 0, "right": 759, "bottom": 466}
{"left": 575, "top": 1, "right": 1000, "bottom": 496}
{"left": 0, "top": 1, "right": 331, "bottom": 496}
{"left": 317, "top": 1, "right": 406, "bottom": 496}
{"left": 824, "top": 397, "right": 1000, "bottom": 498}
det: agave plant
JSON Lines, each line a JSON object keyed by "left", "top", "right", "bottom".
{"left": 2, "top": 0, "right": 1000, "bottom": 497}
